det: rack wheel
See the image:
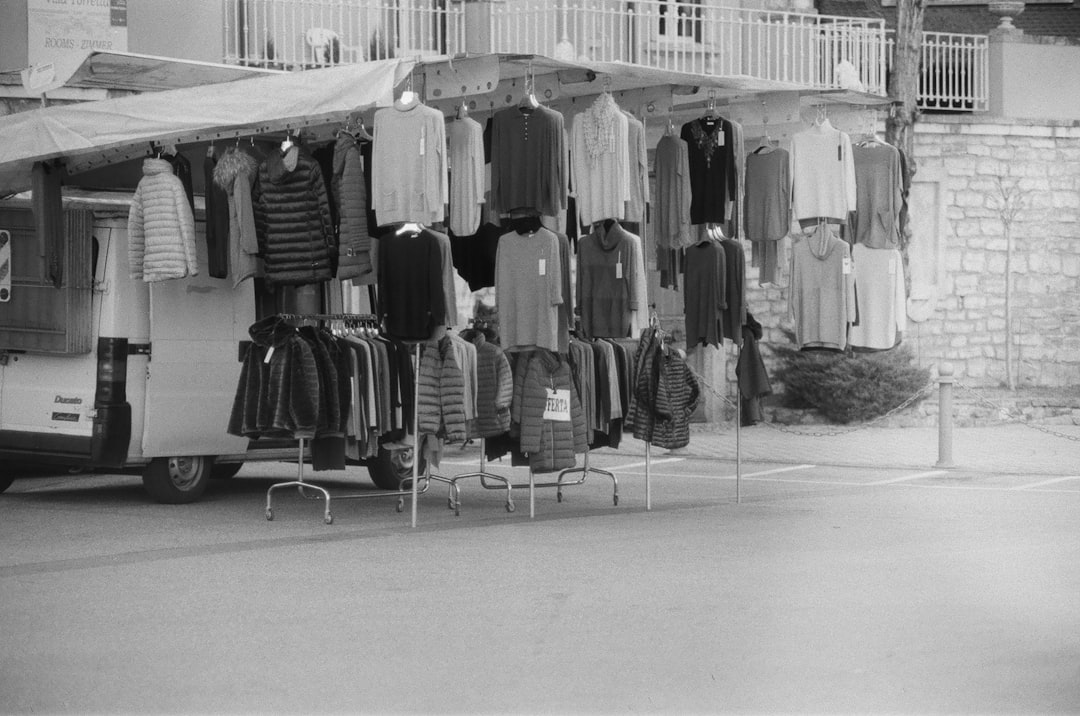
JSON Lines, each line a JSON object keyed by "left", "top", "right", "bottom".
{"left": 324, "top": 513, "right": 334, "bottom": 525}
{"left": 613, "top": 495, "right": 619, "bottom": 506}
{"left": 265, "top": 508, "right": 273, "bottom": 521}
{"left": 557, "top": 492, "right": 563, "bottom": 503}
{"left": 447, "top": 498, "right": 455, "bottom": 510}
{"left": 506, "top": 502, "right": 515, "bottom": 513}
{"left": 396, "top": 498, "right": 405, "bottom": 513}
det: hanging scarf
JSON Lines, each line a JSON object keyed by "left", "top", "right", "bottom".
{"left": 582, "top": 92, "right": 620, "bottom": 162}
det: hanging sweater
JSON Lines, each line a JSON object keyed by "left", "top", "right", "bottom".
{"left": 683, "top": 239, "right": 727, "bottom": 350}
{"left": 849, "top": 244, "right": 907, "bottom": 350}
{"left": 654, "top": 133, "right": 693, "bottom": 250}
{"left": 128, "top": 157, "right": 199, "bottom": 282}
{"left": 789, "top": 120, "right": 857, "bottom": 222}
{"left": 371, "top": 101, "right": 448, "bottom": 226}
{"left": 490, "top": 104, "right": 567, "bottom": 218}
{"left": 788, "top": 223, "right": 857, "bottom": 350}
{"left": 495, "top": 227, "right": 563, "bottom": 352}
{"left": 252, "top": 145, "right": 336, "bottom": 286}
{"left": 681, "top": 116, "right": 737, "bottom": 224}
{"left": 576, "top": 220, "right": 639, "bottom": 339}
{"left": 447, "top": 116, "right": 486, "bottom": 236}
{"left": 852, "top": 141, "right": 904, "bottom": 250}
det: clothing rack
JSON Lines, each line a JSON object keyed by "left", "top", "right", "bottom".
{"left": 264, "top": 313, "right": 436, "bottom": 525}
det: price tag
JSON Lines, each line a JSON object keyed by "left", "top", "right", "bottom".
{"left": 263, "top": 346, "right": 275, "bottom": 364}
{"left": 420, "top": 129, "right": 426, "bottom": 156}
{"left": 543, "top": 388, "right": 571, "bottom": 422}
{"left": 616, "top": 262, "right": 623, "bottom": 279}
{"left": 842, "top": 255, "right": 852, "bottom": 275}
{"left": 539, "top": 258, "right": 546, "bottom": 276}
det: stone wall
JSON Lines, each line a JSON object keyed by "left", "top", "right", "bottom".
{"left": 736, "top": 115, "right": 1080, "bottom": 397}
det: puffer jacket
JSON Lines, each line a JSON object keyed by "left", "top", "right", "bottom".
{"left": 331, "top": 133, "right": 375, "bottom": 284}
{"left": 465, "top": 331, "right": 512, "bottom": 439}
{"left": 629, "top": 327, "right": 700, "bottom": 449}
{"left": 253, "top": 145, "right": 336, "bottom": 286}
{"left": 128, "top": 157, "right": 198, "bottom": 282}
{"left": 417, "top": 335, "right": 467, "bottom": 443}
{"left": 512, "top": 349, "right": 587, "bottom": 473}
{"left": 227, "top": 315, "right": 321, "bottom": 440}
{"left": 213, "top": 147, "right": 262, "bottom": 287}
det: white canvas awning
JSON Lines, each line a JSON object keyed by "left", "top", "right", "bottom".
{"left": 0, "top": 57, "right": 404, "bottom": 195}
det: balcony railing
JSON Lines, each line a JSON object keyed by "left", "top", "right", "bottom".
{"left": 223, "top": 0, "right": 465, "bottom": 69}
{"left": 887, "top": 30, "right": 989, "bottom": 112}
{"left": 489, "top": 1, "right": 889, "bottom": 95}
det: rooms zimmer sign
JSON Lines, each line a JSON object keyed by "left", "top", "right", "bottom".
{"left": 27, "top": 0, "right": 128, "bottom": 82}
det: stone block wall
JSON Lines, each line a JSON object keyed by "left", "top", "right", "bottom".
{"left": 734, "top": 116, "right": 1080, "bottom": 396}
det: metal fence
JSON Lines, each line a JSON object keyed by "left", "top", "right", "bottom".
{"left": 489, "top": 0, "right": 888, "bottom": 95}
{"left": 222, "top": 0, "right": 465, "bottom": 69}
{"left": 886, "top": 30, "right": 989, "bottom": 113}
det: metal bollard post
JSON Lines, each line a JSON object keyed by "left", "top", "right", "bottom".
{"left": 935, "top": 362, "right": 955, "bottom": 468}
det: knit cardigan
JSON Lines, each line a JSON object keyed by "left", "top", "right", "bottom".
{"left": 128, "top": 157, "right": 199, "bottom": 282}
{"left": 512, "top": 349, "right": 587, "bottom": 473}
{"left": 253, "top": 145, "right": 336, "bottom": 286}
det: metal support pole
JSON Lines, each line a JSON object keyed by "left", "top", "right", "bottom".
{"left": 735, "top": 370, "right": 741, "bottom": 504}
{"left": 411, "top": 346, "right": 420, "bottom": 528}
{"left": 645, "top": 441, "right": 651, "bottom": 511}
{"left": 935, "top": 362, "right": 955, "bottom": 469}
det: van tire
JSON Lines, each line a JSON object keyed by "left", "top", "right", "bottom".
{"left": 366, "top": 446, "right": 425, "bottom": 491}
{"left": 142, "top": 456, "right": 211, "bottom": 504}
{"left": 0, "top": 474, "right": 14, "bottom": 494}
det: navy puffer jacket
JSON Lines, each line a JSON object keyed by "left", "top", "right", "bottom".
{"left": 253, "top": 146, "right": 336, "bottom": 286}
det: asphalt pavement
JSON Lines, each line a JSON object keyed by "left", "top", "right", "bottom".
{"left": 2, "top": 420, "right": 1079, "bottom": 714}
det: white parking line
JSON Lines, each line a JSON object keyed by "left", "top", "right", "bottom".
{"left": 865, "top": 470, "right": 949, "bottom": 486}
{"left": 613, "top": 464, "right": 817, "bottom": 480}
{"left": 608, "top": 457, "right": 685, "bottom": 472}
{"left": 1011, "top": 475, "right": 1080, "bottom": 490}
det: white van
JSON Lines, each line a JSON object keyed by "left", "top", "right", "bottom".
{"left": 0, "top": 189, "right": 413, "bottom": 502}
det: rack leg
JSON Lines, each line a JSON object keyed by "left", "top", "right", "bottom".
{"left": 529, "top": 468, "right": 535, "bottom": 519}
{"left": 736, "top": 374, "right": 742, "bottom": 505}
{"left": 645, "top": 441, "right": 651, "bottom": 511}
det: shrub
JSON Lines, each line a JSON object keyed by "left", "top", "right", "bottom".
{"left": 773, "top": 341, "right": 931, "bottom": 424}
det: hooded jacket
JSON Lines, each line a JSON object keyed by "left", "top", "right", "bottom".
{"left": 512, "top": 349, "right": 587, "bottom": 473}
{"left": 227, "top": 315, "right": 321, "bottom": 440}
{"left": 253, "top": 145, "right": 336, "bottom": 286}
{"left": 576, "top": 220, "right": 640, "bottom": 338}
{"left": 213, "top": 147, "right": 261, "bottom": 287}
{"left": 331, "top": 133, "right": 375, "bottom": 284}
{"left": 128, "top": 157, "right": 198, "bottom": 282}
{"left": 788, "top": 223, "right": 857, "bottom": 350}
{"left": 629, "top": 327, "right": 700, "bottom": 450}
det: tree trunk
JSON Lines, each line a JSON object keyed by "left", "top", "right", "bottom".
{"left": 886, "top": 0, "right": 925, "bottom": 293}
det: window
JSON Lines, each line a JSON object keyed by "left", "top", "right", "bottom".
{"left": 659, "top": 0, "right": 703, "bottom": 43}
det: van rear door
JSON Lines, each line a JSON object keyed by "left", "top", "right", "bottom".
{"left": 140, "top": 223, "right": 253, "bottom": 459}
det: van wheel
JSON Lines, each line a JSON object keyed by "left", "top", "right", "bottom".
{"left": 142, "top": 456, "right": 211, "bottom": 504}
{"left": 366, "top": 446, "right": 426, "bottom": 491}
{"left": 0, "top": 474, "right": 14, "bottom": 494}
{"left": 211, "top": 461, "right": 244, "bottom": 480}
